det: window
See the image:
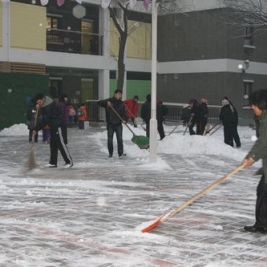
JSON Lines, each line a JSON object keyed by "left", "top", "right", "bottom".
{"left": 81, "top": 20, "right": 94, "bottom": 54}
{"left": 244, "top": 25, "right": 254, "bottom": 47}
{"left": 49, "top": 78, "right": 62, "bottom": 99}
{"left": 243, "top": 80, "right": 253, "bottom": 108}
{"left": 47, "top": 16, "right": 60, "bottom": 30}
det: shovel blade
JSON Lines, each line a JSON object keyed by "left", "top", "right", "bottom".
{"left": 131, "top": 135, "right": 149, "bottom": 149}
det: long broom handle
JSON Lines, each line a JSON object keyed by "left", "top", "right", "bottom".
{"left": 209, "top": 124, "right": 222, "bottom": 136}
{"left": 109, "top": 105, "right": 136, "bottom": 136}
{"left": 183, "top": 115, "right": 194, "bottom": 135}
{"left": 32, "top": 106, "right": 39, "bottom": 139}
{"left": 126, "top": 107, "right": 146, "bottom": 131}
{"left": 168, "top": 121, "right": 182, "bottom": 136}
{"left": 125, "top": 105, "right": 136, "bottom": 119}
{"left": 204, "top": 122, "right": 220, "bottom": 135}
{"left": 160, "top": 164, "right": 245, "bottom": 223}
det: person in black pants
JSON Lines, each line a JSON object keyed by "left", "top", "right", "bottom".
{"left": 33, "top": 93, "right": 73, "bottom": 168}
{"left": 219, "top": 99, "right": 241, "bottom": 147}
{"left": 242, "top": 89, "right": 267, "bottom": 233}
{"left": 198, "top": 98, "right": 209, "bottom": 135}
{"left": 141, "top": 94, "right": 168, "bottom": 140}
{"left": 26, "top": 98, "right": 39, "bottom": 142}
{"left": 98, "top": 89, "right": 127, "bottom": 158}
{"left": 222, "top": 97, "right": 241, "bottom": 147}
{"left": 188, "top": 99, "right": 201, "bottom": 135}
{"left": 157, "top": 101, "right": 168, "bottom": 140}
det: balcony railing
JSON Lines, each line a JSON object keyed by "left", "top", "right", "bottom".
{"left": 46, "top": 28, "right": 103, "bottom": 55}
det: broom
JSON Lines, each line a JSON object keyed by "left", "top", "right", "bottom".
{"left": 141, "top": 164, "right": 245, "bottom": 233}
{"left": 27, "top": 107, "right": 39, "bottom": 170}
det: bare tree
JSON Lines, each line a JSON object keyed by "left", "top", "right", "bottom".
{"left": 109, "top": 2, "right": 129, "bottom": 91}
{"left": 220, "top": 0, "right": 267, "bottom": 29}
{"left": 107, "top": 0, "right": 184, "bottom": 92}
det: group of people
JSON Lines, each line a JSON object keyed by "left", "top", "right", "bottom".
{"left": 26, "top": 98, "right": 88, "bottom": 143}
{"left": 98, "top": 89, "right": 267, "bottom": 234}
{"left": 25, "top": 88, "right": 267, "bottom": 234}
{"left": 181, "top": 98, "right": 209, "bottom": 135}
{"left": 180, "top": 96, "right": 241, "bottom": 149}
{"left": 26, "top": 94, "right": 89, "bottom": 168}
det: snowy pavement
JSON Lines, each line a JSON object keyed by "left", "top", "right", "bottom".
{"left": 0, "top": 123, "right": 267, "bottom": 267}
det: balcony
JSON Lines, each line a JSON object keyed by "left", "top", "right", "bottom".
{"left": 46, "top": 28, "right": 103, "bottom": 55}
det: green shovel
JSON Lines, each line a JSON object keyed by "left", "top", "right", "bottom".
{"left": 109, "top": 105, "right": 149, "bottom": 149}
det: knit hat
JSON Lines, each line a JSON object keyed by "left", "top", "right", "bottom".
{"left": 222, "top": 99, "right": 229, "bottom": 106}
{"left": 201, "top": 98, "right": 208, "bottom": 104}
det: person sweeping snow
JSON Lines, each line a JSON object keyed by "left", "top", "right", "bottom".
{"left": 242, "top": 89, "right": 267, "bottom": 234}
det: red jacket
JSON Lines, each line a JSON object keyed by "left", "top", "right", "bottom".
{"left": 78, "top": 105, "right": 87, "bottom": 121}
{"left": 124, "top": 99, "right": 139, "bottom": 119}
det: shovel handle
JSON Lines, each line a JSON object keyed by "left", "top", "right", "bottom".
{"left": 161, "top": 163, "right": 246, "bottom": 223}
{"left": 109, "top": 105, "right": 135, "bottom": 135}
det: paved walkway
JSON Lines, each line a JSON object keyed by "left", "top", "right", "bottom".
{"left": 0, "top": 126, "right": 267, "bottom": 267}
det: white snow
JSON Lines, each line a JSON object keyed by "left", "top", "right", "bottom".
{"left": 0, "top": 122, "right": 266, "bottom": 267}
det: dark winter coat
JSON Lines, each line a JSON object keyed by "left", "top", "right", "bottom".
{"left": 190, "top": 101, "right": 201, "bottom": 123}
{"left": 157, "top": 103, "right": 168, "bottom": 122}
{"left": 141, "top": 100, "right": 151, "bottom": 124}
{"left": 35, "top": 96, "right": 64, "bottom": 131}
{"left": 247, "top": 110, "right": 267, "bottom": 183}
{"left": 199, "top": 103, "right": 209, "bottom": 121}
{"left": 58, "top": 101, "right": 69, "bottom": 126}
{"left": 98, "top": 97, "right": 126, "bottom": 124}
{"left": 219, "top": 104, "right": 238, "bottom": 127}
{"left": 181, "top": 105, "right": 191, "bottom": 123}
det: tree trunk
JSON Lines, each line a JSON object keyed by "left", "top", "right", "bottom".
{"left": 117, "top": 32, "right": 127, "bottom": 91}
{"left": 109, "top": 4, "right": 128, "bottom": 93}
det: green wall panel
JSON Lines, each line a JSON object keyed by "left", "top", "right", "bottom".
{"left": 126, "top": 80, "right": 151, "bottom": 101}
{"left": 0, "top": 73, "right": 49, "bottom": 130}
{"left": 109, "top": 79, "right": 151, "bottom": 101}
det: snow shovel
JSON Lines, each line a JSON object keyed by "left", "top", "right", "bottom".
{"left": 125, "top": 106, "right": 146, "bottom": 132}
{"left": 209, "top": 124, "right": 222, "bottom": 136}
{"left": 168, "top": 121, "right": 183, "bottom": 136}
{"left": 183, "top": 114, "right": 194, "bottom": 135}
{"left": 109, "top": 105, "right": 149, "bottom": 149}
{"left": 204, "top": 122, "right": 220, "bottom": 136}
{"left": 27, "top": 108, "right": 39, "bottom": 170}
{"left": 141, "top": 163, "right": 245, "bottom": 233}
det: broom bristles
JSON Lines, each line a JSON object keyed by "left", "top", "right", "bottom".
{"left": 27, "top": 143, "right": 38, "bottom": 170}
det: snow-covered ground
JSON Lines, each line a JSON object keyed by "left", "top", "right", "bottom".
{"left": 0, "top": 122, "right": 266, "bottom": 267}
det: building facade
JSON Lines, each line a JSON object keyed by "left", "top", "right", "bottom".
{"left": 1, "top": 0, "right": 267, "bottom": 129}
{"left": 0, "top": 0, "right": 152, "bottom": 129}
{"left": 157, "top": 7, "right": 267, "bottom": 123}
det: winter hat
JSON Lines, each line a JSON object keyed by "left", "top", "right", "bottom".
{"left": 222, "top": 99, "right": 229, "bottom": 106}
{"left": 188, "top": 98, "right": 196, "bottom": 104}
{"left": 201, "top": 98, "right": 208, "bottom": 104}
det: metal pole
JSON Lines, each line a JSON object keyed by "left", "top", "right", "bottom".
{"left": 149, "top": 0, "right": 158, "bottom": 163}
{"left": 3, "top": 0, "right": 10, "bottom": 62}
